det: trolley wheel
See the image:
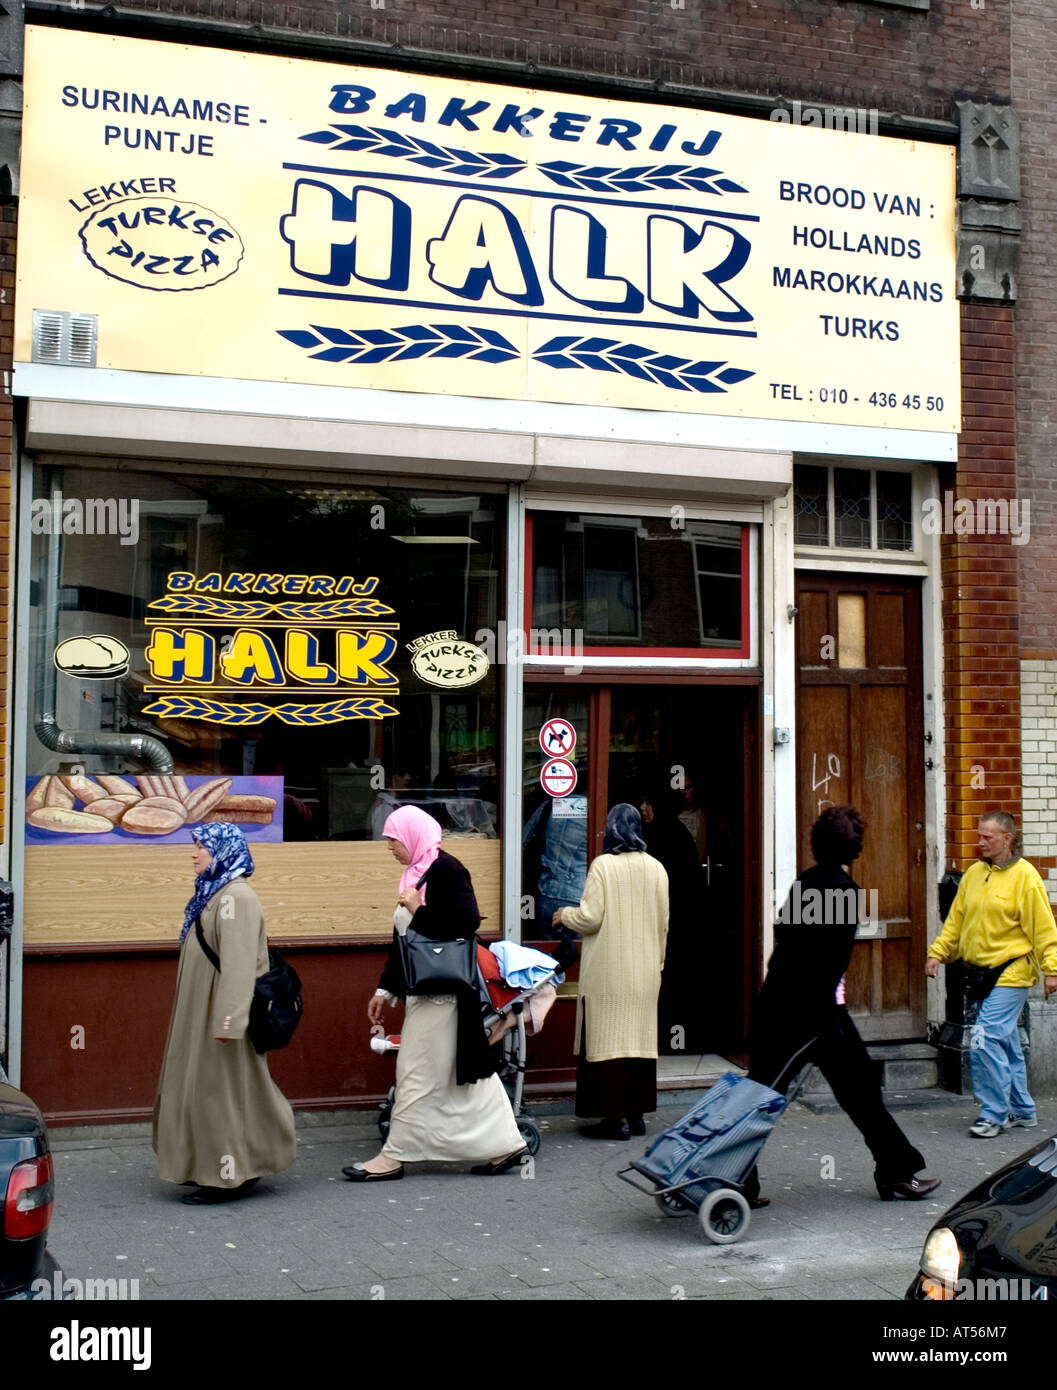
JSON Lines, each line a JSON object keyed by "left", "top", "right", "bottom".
{"left": 377, "top": 1100, "right": 393, "bottom": 1141}
{"left": 697, "top": 1188, "right": 751, "bottom": 1244}
{"left": 654, "top": 1189, "right": 694, "bottom": 1218}
{"left": 517, "top": 1118, "right": 541, "bottom": 1157}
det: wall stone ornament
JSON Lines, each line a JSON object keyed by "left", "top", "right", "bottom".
{"left": 956, "top": 199, "right": 1020, "bottom": 304}
{"left": 956, "top": 101, "right": 1020, "bottom": 202}
{"left": 955, "top": 103, "right": 1021, "bottom": 305}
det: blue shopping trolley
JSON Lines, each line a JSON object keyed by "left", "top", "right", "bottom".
{"left": 617, "top": 1041, "right": 815, "bottom": 1244}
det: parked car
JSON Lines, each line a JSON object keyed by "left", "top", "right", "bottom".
{"left": 906, "top": 1131, "right": 1056, "bottom": 1301}
{"left": 1, "top": 1081, "right": 61, "bottom": 1300}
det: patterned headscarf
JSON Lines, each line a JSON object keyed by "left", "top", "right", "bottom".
{"left": 382, "top": 805, "right": 442, "bottom": 903}
{"left": 603, "top": 803, "right": 648, "bottom": 855}
{"left": 181, "top": 821, "right": 255, "bottom": 942}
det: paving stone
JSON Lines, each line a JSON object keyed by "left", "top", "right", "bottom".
{"left": 39, "top": 1098, "right": 1057, "bottom": 1303}
{"left": 205, "top": 1273, "right": 308, "bottom": 1300}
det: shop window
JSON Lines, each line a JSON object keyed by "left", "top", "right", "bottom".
{"left": 23, "top": 464, "right": 505, "bottom": 944}
{"left": 528, "top": 511, "right": 749, "bottom": 657}
{"left": 794, "top": 464, "right": 913, "bottom": 553}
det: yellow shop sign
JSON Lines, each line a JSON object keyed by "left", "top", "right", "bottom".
{"left": 141, "top": 571, "right": 400, "bottom": 725}
{"left": 16, "top": 27, "right": 960, "bottom": 433}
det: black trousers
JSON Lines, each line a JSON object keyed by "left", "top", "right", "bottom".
{"left": 745, "top": 1007, "right": 926, "bottom": 1199}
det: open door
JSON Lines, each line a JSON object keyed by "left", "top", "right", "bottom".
{"left": 522, "top": 681, "right": 758, "bottom": 1055}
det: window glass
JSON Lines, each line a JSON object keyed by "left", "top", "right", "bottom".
{"left": 833, "top": 468, "right": 872, "bottom": 549}
{"left": 530, "top": 512, "right": 745, "bottom": 651}
{"left": 26, "top": 463, "right": 503, "bottom": 844}
{"left": 794, "top": 464, "right": 829, "bottom": 546}
{"left": 795, "top": 463, "right": 915, "bottom": 553}
{"left": 876, "top": 471, "right": 914, "bottom": 551}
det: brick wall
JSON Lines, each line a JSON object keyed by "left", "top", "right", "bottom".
{"left": 1012, "top": 0, "right": 1057, "bottom": 660}
{"left": 52, "top": 0, "right": 1008, "bottom": 122}
{"left": 941, "top": 302, "right": 1020, "bottom": 871}
{"left": 1010, "top": 2, "right": 1057, "bottom": 891}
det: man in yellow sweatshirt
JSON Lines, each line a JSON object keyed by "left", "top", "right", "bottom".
{"left": 927, "top": 812, "right": 1057, "bottom": 1137}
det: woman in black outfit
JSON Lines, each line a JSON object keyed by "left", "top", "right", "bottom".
{"left": 343, "top": 806, "right": 525, "bottom": 1182}
{"left": 746, "top": 805, "right": 940, "bottom": 1205}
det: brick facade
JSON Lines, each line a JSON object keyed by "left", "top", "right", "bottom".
{"left": 51, "top": 0, "right": 1007, "bottom": 123}
{"left": 1011, "top": 2, "right": 1057, "bottom": 908}
{"left": 940, "top": 302, "right": 1021, "bottom": 871}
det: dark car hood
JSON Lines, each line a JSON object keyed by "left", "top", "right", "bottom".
{"left": 938, "top": 1134, "right": 1057, "bottom": 1281}
{"left": 0, "top": 1084, "right": 47, "bottom": 1144}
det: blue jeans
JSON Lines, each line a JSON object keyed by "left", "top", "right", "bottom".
{"left": 971, "top": 986, "right": 1034, "bottom": 1126}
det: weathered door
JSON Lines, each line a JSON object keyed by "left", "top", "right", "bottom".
{"left": 794, "top": 575, "right": 927, "bottom": 1039}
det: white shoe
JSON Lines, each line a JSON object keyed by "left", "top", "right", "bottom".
{"left": 969, "top": 1120, "right": 1005, "bottom": 1138}
{"left": 1007, "top": 1115, "right": 1038, "bottom": 1128}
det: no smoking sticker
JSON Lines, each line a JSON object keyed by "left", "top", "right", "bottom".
{"left": 540, "top": 757, "right": 577, "bottom": 798}
{"left": 539, "top": 718, "right": 577, "bottom": 756}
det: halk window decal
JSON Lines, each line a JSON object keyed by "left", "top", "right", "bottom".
{"left": 140, "top": 571, "right": 400, "bottom": 726}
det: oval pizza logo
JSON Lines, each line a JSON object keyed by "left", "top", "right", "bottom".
{"left": 79, "top": 196, "right": 245, "bottom": 291}
{"left": 408, "top": 631, "right": 490, "bottom": 689}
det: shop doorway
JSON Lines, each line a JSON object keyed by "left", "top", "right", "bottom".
{"left": 795, "top": 573, "right": 927, "bottom": 1040}
{"left": 522, "top": 682, "right": 759, "bottom": 1057}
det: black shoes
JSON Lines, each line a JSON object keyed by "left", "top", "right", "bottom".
{"left": 627, "top": 1115, "right": 647, "bottom": 1137}
{"left": 876, "top": 1174, "right": 941, "bottom": 1202}
{"left": 580, "top": 1119, "right": 630, "bottom": 1141}
{"left": 181, "top": 1178, "right": 259, "bottom": 1205}
{"left": 343, "top": 1163, "right": 405, "bottom": 1182}
{"left": 470, "top": 1147, "right": 528, "bottom": 1176}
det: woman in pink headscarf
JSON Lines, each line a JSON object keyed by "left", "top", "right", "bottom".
{"left": 343, "top": 806, "right": 526, "bottom": 1181}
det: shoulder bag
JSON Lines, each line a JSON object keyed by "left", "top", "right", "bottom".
{"left": 398, "top": 924, "right": 479, "bottom": 996}
{"left": 963, "top": 955, "right": 1028, "bottom": 1002}
{"left": 194, "top": 916, "right": 304, "bottom": 1053}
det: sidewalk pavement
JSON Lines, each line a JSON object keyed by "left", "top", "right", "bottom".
{"left": 44, "top": 1094, "right": 1057, "bottom": 1302}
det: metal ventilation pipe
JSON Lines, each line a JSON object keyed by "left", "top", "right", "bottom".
{"left": 32, "top": 469, "right": 173, "bottom": 774}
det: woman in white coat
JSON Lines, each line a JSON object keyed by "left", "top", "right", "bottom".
{"left": 555, "top": 804, "right": 669, "bottom": 1141}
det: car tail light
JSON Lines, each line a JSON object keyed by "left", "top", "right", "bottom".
{"left": 4, "top": 1153, "right": 54, "bottom": 1239}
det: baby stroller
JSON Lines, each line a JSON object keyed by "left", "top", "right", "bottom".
{"left": 375, "top": 938, "right": 572, "bottom": 1156}
{"left": 616, "top": 1040, "right": 816, "bottom": 1244}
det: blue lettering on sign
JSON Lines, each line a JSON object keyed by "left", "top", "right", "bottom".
{"left": 80, "top": 196, "right": 244, "bottom": 292}
{"left": 646, "top": 216, "right": 752, "bottom": 321}
{"left": 280, "top": 179, "right": 411, "bottom": 289}
{"left": 278, "top": 177, "right": 757, "bottom": 330}
{"left": 426, "top": 195, "right": 544, "bottom": 306}
{"left": 548, "top": 205, "right": 643, "bottom": 314}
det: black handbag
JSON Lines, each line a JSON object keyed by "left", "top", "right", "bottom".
{"left": 398, "top": 924, "right": 478, "bottom": 996}
{"left": 963, "top": 955, "right": 1027, "bottom": 1002}
{"left": 194, "top": 916, "right": 304, "bottom": 1054}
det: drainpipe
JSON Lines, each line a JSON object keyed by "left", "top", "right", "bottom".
{"left": 33, "top": 483, "right": 173, "bottom": 773}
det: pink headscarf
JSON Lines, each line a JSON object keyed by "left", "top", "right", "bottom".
{"left": 382, "top": 805, "right": 442, "bottom": 903}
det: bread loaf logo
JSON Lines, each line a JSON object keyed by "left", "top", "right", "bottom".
{"left": 25, "top": 773, "right": 283, "bottom": 843}
{"left": 54, "top": 634, "right": 131, "bottom": 679}
{"left": 408, "top": 630, "right": 489, "bottom": 688}
{"left": 79, "top": 195, "right": 245, "bottom": 291}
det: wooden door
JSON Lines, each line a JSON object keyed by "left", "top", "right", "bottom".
{"left": 795, "top": 575, "right": 927, "bottom": 1039}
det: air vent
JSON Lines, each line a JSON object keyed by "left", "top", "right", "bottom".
{"left": 31, "top": 310, "right": 97, "bottom": 367}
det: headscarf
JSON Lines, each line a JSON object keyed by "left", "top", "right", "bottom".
{"left": 382, "top": 805, "right": 442, "bottom": 902}
{"left": 181, "top": 821, "right": 255, "bottom": 942}
{"left": 603, "top": 803, "right": 647, "bottom": 855}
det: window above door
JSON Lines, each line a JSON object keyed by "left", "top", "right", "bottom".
{"left": 794, "top": 461, "right": 920, "bottom": 556}
{"left": 527, "top": 510, "right": 755, "bottom": 664}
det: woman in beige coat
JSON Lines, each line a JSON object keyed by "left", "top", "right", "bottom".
{"left": 153, "top": 822, "right": 296, "bottom": 1204}
{"left": 555, "top": 804, "right": 669, "bottom": 1141}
